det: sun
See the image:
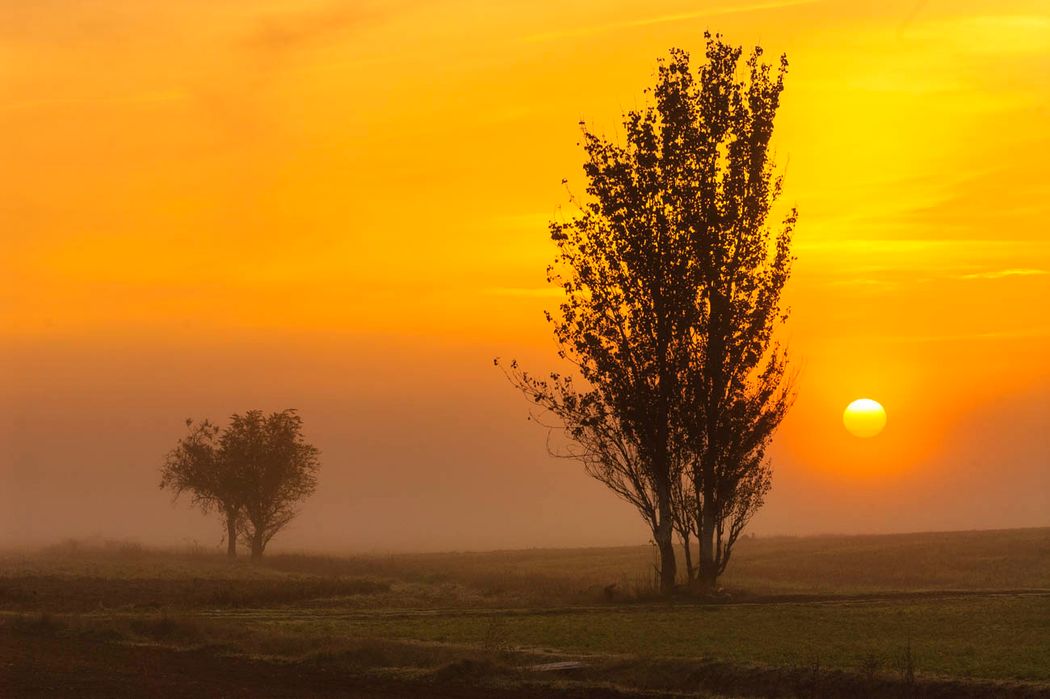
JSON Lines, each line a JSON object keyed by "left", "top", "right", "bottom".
{"left": 843, "top": 398, "right": 887, "bottom": 438}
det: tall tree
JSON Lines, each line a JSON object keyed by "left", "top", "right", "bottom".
{"left": 680, "top": 36, "right": 796, "bottom": 591}
{"left": 224, "top": 410, "right": 320, "bottom": 560}
{"left": 160, "top": 419, "right": 244, "bottom": 558}
{"left": 503, "top": 34, "right": 795, "bottom": 594}
{"left": 501, "top": 49, "right": 706, "bottom": 595}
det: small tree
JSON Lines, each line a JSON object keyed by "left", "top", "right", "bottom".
{"left": 161, "top": 419, "right": 244, "bottom": 558}
{"left": 224, "top": 410, "right": 320, "bottom": 560}
{"left": 161, "top": 409, "right": 320, "bottom": 561}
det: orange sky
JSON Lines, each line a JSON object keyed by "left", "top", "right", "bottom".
{"left": 2, "top": 0, "right": 1048, "bottom": 551}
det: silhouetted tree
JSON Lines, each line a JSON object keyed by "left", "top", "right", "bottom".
{"left": 161, "top": 419, "right": 244, "bottom": 558}
{"left": 224, "top": 410, "right": 320, "bottom": 560}
{"left": 501, "top": 45, "right": 720, "bottom": 594}
{"left": 499, "top": 364, "right": 684, "bottom": 591}
{"left": 502, "top": 34, "right": 795, "bottom": 593}
{"left": 677, "top": 36, "right": 795, "bottom": 591}
{"left": 161, "top": 410, "right": 320, "bottom": 561}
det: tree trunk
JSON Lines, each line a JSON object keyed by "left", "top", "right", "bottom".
{"left": 681, "top": 530, "right": 695, "bottom": 586}
{"left": 225, "top": 512, "right": 237, "bottom": 559}
{"left": 699, "top": 482, "right": 717, "bottom": 591}
{"left": 700, "top": 292, "right": 726, "bottom": 593}
{"left": 250, "top": 531, "right": 265, "bottom": 561}
{"left": 655, "top": 489, "right": 677, "bottom": 595}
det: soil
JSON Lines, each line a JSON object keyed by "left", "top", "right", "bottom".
{"left": 0, "top": 631, "right": 648, "bottom": 698}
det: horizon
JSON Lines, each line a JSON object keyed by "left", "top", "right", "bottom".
{"left": 8, "top": 524, "right": 1050, "bottom": 559}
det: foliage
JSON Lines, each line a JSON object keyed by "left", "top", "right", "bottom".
{"left": 224, "top": 410, "right": 320, "bottom": 559}
{"left": 674, "top": 35, "right": 796, "bottom": 589}
{"left": 501, "top": 33, "right": 796, "bottom": 591}
{"left": 160, "top": 419, "right": 244, "bottom": 557}
{"left": 160, "top": 409, "right": 319, "bottom": 560}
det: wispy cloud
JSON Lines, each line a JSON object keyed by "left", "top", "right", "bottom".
{"left": 875, "top": 328, "right": 1050, "bottom": 344}
{"left": 485, "top": 287, "right": 563, "bottom": 298}
{"left": 958, "top": 268, "right": 1048, "bottom": 280}
{"left": 919, "top": 14, "right": 1050, "bottom": 55}
{"left": 522, "top": 0, "right": 818, "bottom": 44}
{"left": 824, "top": 278, "right": 899, "bottom": 290}
{"left": 244, "top": 2, "right": 377, "bottom": 55}
{"left": 795, "top": 239, "right": 1020, "bottom": 254}
{"left": 0, "top": 90, "right": 186, "bottom": 114}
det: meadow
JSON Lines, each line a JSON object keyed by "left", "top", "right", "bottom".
{"left": 2, "top": 528, "right": 1049, "bottom": 697}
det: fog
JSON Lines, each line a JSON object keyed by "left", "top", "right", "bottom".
{"left": 3, "top": 332, "right": 1046, "bottom": 554}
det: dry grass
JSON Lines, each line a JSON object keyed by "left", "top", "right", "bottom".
{"left": 6, "top": 608, "right": 1047, "bottom": 698}
{"left": 264, "top": 527, "right": 1050, "bottom": 598}
{"left": 1, "top": 528, "right": 1048, "bottom": 696}
{"left": 5, "top": 527, "right": 1047, "bottom": 605}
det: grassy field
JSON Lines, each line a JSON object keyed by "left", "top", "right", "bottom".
{"left": 2, "top": 528, "right": 1049, "bottom": 697}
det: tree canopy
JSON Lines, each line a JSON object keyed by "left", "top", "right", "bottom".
{"left": 502, "top": 33, "right": 796, "bottom": 593}
{"left": 161, "top": 409, "right": 320, "bottom": 560}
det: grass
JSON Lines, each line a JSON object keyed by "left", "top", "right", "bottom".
{"left": 1, "top": 527, "right": 1049, "bottom": 696}
{"left": 322, "top": 595, "right": 1050, "bottom": 681}
{"left": 5, "top": 527, "right": 1048, "bottom": 600}
{"left": 720, "top": 528, "right": 1050, "bottom": 593}
{"left": 270, "top": 527, "right": 1050, "bottom": 597}
{"left": 0, "top": 573, "right": 390, "bottom": 612}
{"left": 0, "top": 611, "right": 522, "bottom": 684}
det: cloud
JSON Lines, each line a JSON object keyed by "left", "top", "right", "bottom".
{"left": 522, "top": 0, "right": 818, "bottom": 44}
{"left": 244, "top": 2, "right": 378, "bottom": 56}
{"left": 958, "top": 268, "right": 1048, "bottom": 280}
{"left": 875, "top": 328, "right": 1050, "bottom": 344}
{"left": 929, "top": 14, "right": 1050, "bottom": 55}
{"left": 0, "top": 90, "right": 186, "bottom": 114}
{"left": 485, "top": 287, "right": 563, "bottom": 298}
{"left": 794, "top": 239, "right": 1018, "bottom": 254}
{"left": 824, "top": 278, "right": 899, "bottom": 290}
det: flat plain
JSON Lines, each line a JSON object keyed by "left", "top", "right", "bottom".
{"left": 2, "top": 528, "right": 1049, "bottom": 697}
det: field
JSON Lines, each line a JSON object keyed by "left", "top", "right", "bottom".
{"left": 2, "top": 528, "right": 1049, "bottom": 697}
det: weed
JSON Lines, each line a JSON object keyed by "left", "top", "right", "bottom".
{"left": 859, "top": 652, "right": 882, "bottom": 682}
{"left": 897, "top": 638, "right": 916, "bottom": 685}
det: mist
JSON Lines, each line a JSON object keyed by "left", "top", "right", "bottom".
{"left": 3, "top": 331, "right": 1046, "bottom": 553}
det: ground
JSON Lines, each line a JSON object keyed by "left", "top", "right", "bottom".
{"left": 1, "top": 528, "right": 1049, "bottom": 697}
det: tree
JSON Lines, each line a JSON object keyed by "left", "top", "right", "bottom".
{"left": 161, "top": 419, "right": 244, "bottom": 558}
{"left": 161, "top": 409, "right": 320, "bottom": 561}
{"left": 223, "top": 410, "right": 320, "bottom": 560}
{"left": 499, "top": 364, "right": 682, "bottom": 591}
{"left": 500, "top": 48, "right": 710, "bottom": 595}
{"left": 502, "top": 34, "right": 795, "bottom": 594}
{"left": 677, "top": 36, "right": 796, "bottom": 591}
